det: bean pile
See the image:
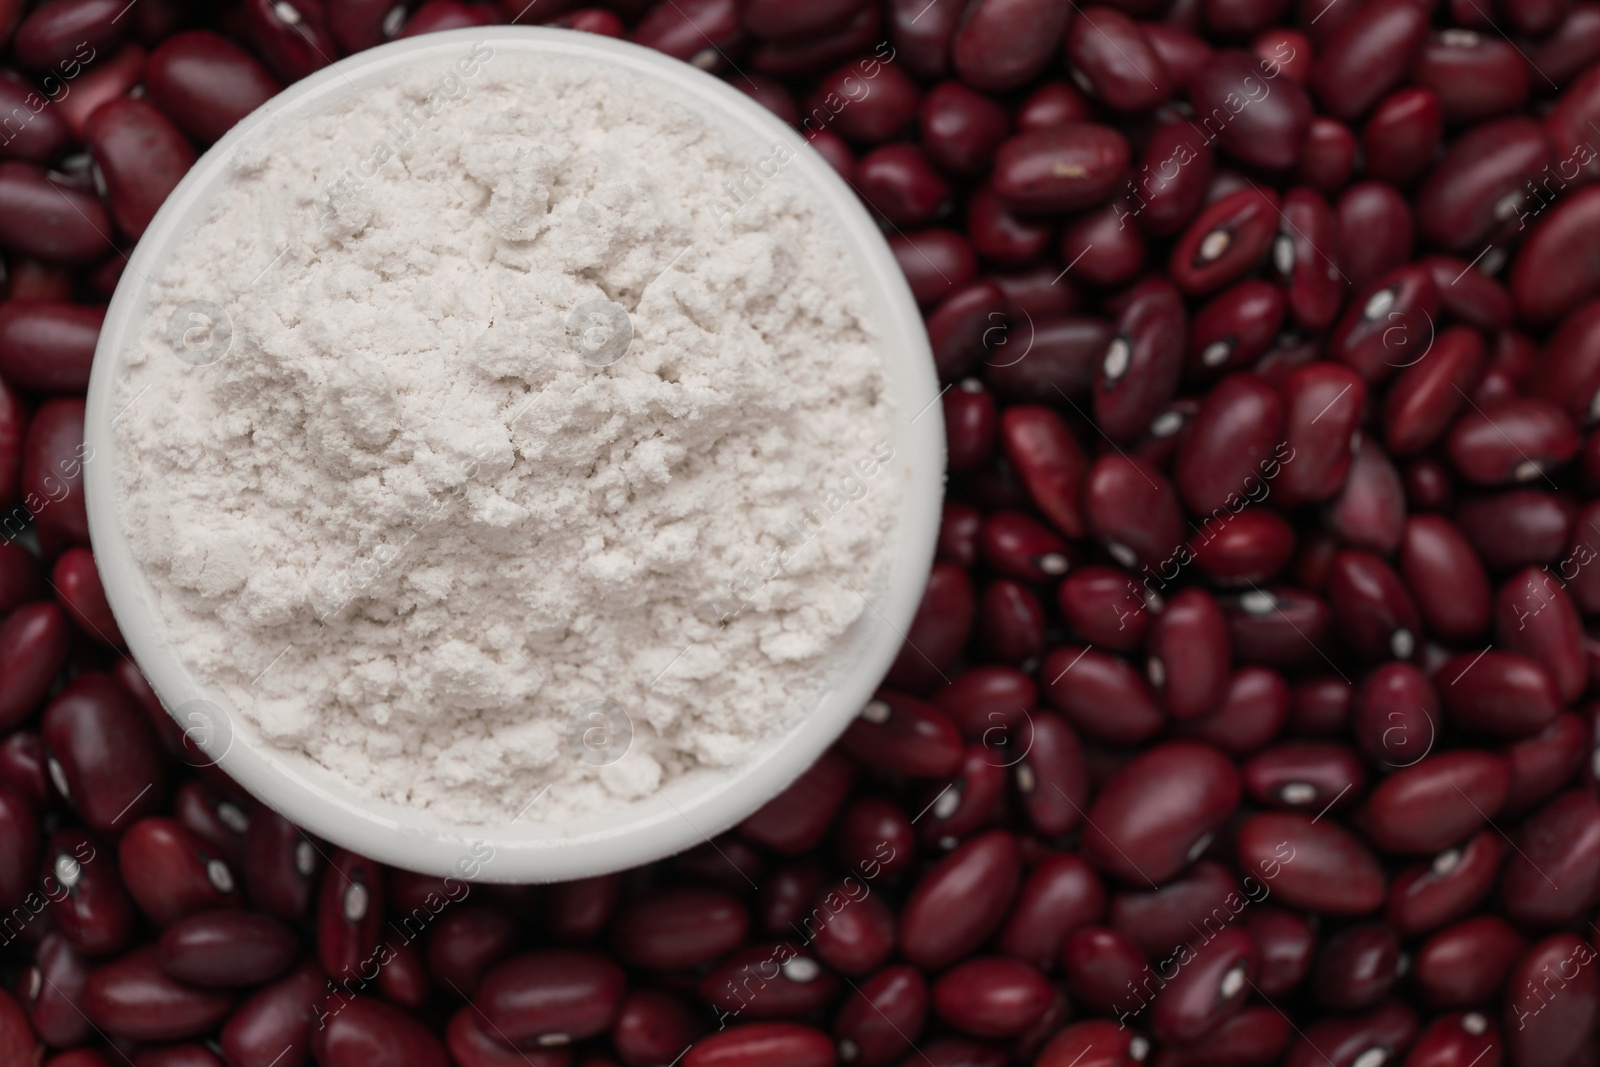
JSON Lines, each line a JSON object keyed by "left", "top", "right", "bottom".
{"left": 1, "top": 0, "right": 1599, "bottom": 1066}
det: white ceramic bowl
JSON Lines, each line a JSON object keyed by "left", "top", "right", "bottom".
{"left": 83, "top": 27, "right": 943, "bottom": 883}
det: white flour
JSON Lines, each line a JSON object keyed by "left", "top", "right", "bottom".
{"left": 112, "top": 46, "right": 898, "bottom": 824}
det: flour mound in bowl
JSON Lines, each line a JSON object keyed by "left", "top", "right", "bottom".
{"left": 112, "top": 48, "right": 899, "bottom": 824}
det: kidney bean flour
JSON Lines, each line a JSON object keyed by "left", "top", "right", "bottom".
{"left": 110, "top": 49, "right": 899, "bottom": 824}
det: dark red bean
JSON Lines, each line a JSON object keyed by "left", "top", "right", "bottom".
{"left": 1189, "top": 51, "right": 1312, "bottom": 170}
{"left": 82, "top": 946, "right": 233, "bottom": 1042}
{"left": 1496, "top": 566, "right": 1587, "bottom": 703}
{"left": 613, "top": 989, "right": 699, "bottom": 1067}
{"left": 1327, "top": 441, "right": 1405, "bottom": 554}
{"left": 1097, "top": 278, "right": 1189, "bottom": 441}
{"left": 1313, "top": 923, "right": 1400, "bottom": 1010}
{"left": 1417, "top": 118, "right": 1552, "bottom": 256}
{"left": 1529, "top": 2, "right": 1600, "bottom": 84}
{"left": 1424, "top": 257, "right": 1512, "bottom": 334}
{"left": 1284, "top": 1002, "right": 1417, "bottom": 1067}
{"left": 1445, "top": 398, "right": 1578, "bottom": 486}
{"left": 930, "top": 667, "right": 1036, "bottom": 741}
{"left": 951, "top": 0, "right": 1072, "bottom": 91}
{"left": 27, "top": 931, "right": 95, "bottom": 1047}
{"left": 1298, "top": 116, "right": 1358, "bottom": 193}
{"left": 1398, "top": 515, "right": 1490, "bottom": 644}
{"left": 833, "top": 965, "right": 926, "bottom": 1067}
{"left": 683, "top": 1023, "right": 834, "bottom": 1067}
{"left": 310, "top": 994, "right": 447, "bottom": 1067}
{"left": 1437, "top": 649, "right": 1563, "bottom": 737}
{"left": 476, "top": 951, "right": 625, "bottom": 1043}
{"left": 1145, "top": 589, "right": 1232, "bottom": 721}
{"left": 856, "top": 144, "right": 951, "bottom": 226}
{"left": 932, "top": 957, "right": 1051, "bottom": 1038}
{"left": 1060, "top": 200, "right": 1147, "bottom": 288}
{"left": 998, "top": 853, "right": 1104, "bottom": 968}
{"left": 977, "top": 580, "right": 1045, "bottom": 665}
{"left": 83, "top": 98, "right": 196, "bottom": 240}
{"left": 919, "top": 82, "right": 1010, "bottom": 176}
{"left": 979, "top": 511, "right": 1074, "bottom": 583}
{"left": 316, "top": 848, "right": 383, "bottom": 983}
{"left": 145, "top": 31, "right": 282, "bottom": 144}
{"left": 1247, "top": 906, "right": 1317, "bottom": 997}
{"left": 890, "top": 229, "right": 976, "bottom": 306}
{"left": 0, "top": 604, "right": 69, "bottom": 732}
{"left": 1061, "top": 926, "right": 1148, "bottom": 1016}
{"left": 898, "top": 830, "right": 1020, "bottom": 969}
{"left": 450, "top": 1007, "right": 569, "bottom": 1067}
{"left": 1327, "top": 550, "right": 1421, "bottom": 662}
{"left": 740, "top": 0, "right": 864, "bottom": 39}
{"left": 219, "top": 960, "right": 325, "bottom": 1067}
{"left": 1085, "top": 455, "right": 1186, "bottom": 571}
{"left": 12, "top": 0, "right": 127, "bottom": 73}
{"left": 699, "top": 942, "right": 839, "bottom": 1020}
{"left": 1414, "top": 916, "right": 1523, "bottom": 1007}
{"left": 1152, "top": 927, "right": 1256, "bottom": 1042}
{"left": 1404, "top": 1014, "right": 1501, "bottom": 1067}
{"left": 807, "top": 59, "right": 918, "bottom": 144}
{"left": 1042, "top": 644, "right": 1166, "bottom": 745}
{"left": 1389, "top": 828, "right": 1504, "bottom": 939}
{"left": 1414, "top": 32, "right": 1528, "bottom": 125}
{"left": 886, "top": 565, "right": 974, "bottom": 692}
{"left": 1169, "top": 186, "right": 1280, "bottom": 294}
{"left": 1329, "top": 264, "right": 1439, "bottom": 384}
{"left": 966, "top": 185, "right": 1055, "bottom": 265}
{"left": 0, "top": 79, "right": 71, "bottom": 164}
{"left": 241, "top": 810, "right": 318, "bottom": 921}
{"left": 45, "top": 826, "right": 132, "bottom": 957}
{"left": 983, "top": 312, "right": 1113, "bottom": 402}
{"left": 918, "top": 744, "right": 1007, "bottom": 847}
{"left": 47, "top": 548, "right": 118, "bottom": 647}
{"left": 0, "top": 163, "right": 113, "bottom": 265}
{"left": 0, "top": 729, "right": 49, "bottom": 809}
{"left": 739, "top": 749, "right": 857, "bottom": 857}
{"left": 1056, "top": 567, "right": 1152, "bottom": 652}
{"left": 1036, "top": 1020, "right": 1138, "bottom": 1067}
{"left": 1013, "top": 711, "right": 1090, "bottom": 836}
{"left": 425, "top": 905, "right": 516, "bottom": 999}
{"left": 937, "top": 502, "right": 981, "bottom": 569}
{"left": 1131, "top": 119, "right": 1214, "bottom": 238}
{"left": 1383, "top": 328, "right": 1484, "bottom": 458}
{"left": 1500, "top": 788, "right": 1600, "bottom": 926}
{"left": 1082, "top": 741, "right": 1239, "bottom": 884}
{"left": 1457, "top": 488, "right": 1574, "bottom": 570}
{"left": 991, "top": 125, "right": 1131, "bottom": 214}
{"left": 613, "top": 887, "right": 747, "bottom": 970}
{"left": 41, "top": 673, "right": 165, "bottom": 834}
{"left": 1000, "top": 406, "right": 1087, "bottom": 538}
{"left": 23, "top": 398, "right": 89, "bottom": 545}
{"left": 0, "top": 782, "right": 36, "bottom": 912}
{"left": 1276, "top": 363, "right": 1367, "bottom": 506}
{"left": 1364, "top": 751, "right": 1510, "bottom": 855}
{"left": 1361, "top": 88, "right": 1441, "bottom": 189}
{"left": 1309, "top": 0, "right": 1428, "bottom": 120}
{"left": 809, "top": 881, "right": 895, "bottom": 974}
{"left": 1150, "top": 23, "right": 1216, "bottom": 89}
{"left": 1188, "top": 508, "right": 1296, "bottom": 587}
{"left": 1064, "top": 7, "right": 1171, "bottom": 112}
{"left": 1176, "top": 372, "right": 1285, "bottom": 516}
{"left": 377, "top": 939, "right": 429, "bottom": 1011}
{"left": 1236, "top": 812, "right": 1385, "bottom": 914}
{"left": 1336, "top": 181, "right": 1414, "bottom": 291}
{"left": 118, "top": 818, "right": 239, "bottom": 927}
{"left": 1242, "top": 741, "right": 1364, "bottom": 813}
{"left": 156, "top": 910, "right": 296, "bottom": 988}
{"left": 840, "top": 692, "right": 963, "bottom": 777}
{"left": 1505, "top": 712, "right": 1588, "bottom": 816}
{"left": 1504, "top": 933, "right": 1599, "bottom": 1067}
{"left": 1175, "top": 664, "right": 1291, "bottom": 754}
{"left": 748, "top": 6, "right": 882, "bottom": 77}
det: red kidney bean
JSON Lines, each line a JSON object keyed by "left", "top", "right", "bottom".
{"left": 740, "top": 0, "right": 864, "bottom": 39}
{"left": 0, "top": 782, "right": 36, "bottom": 911}
{"left": 951, "top": 0, "right": 1071, "bottom": 91}
{"left": 1424, "top": 258, "right": 1512, "bottom": 335}
{"left": 0, "top": 729, "right": 49, "bottom": 809}
{"left": 931, "top": 957, "right": 1051, "bottom": 1039}
{"left": 1312, "top": 923, "right": 1401, "bottom": 1010}
{"left": 1445, "top": 397, "right": 1578, "bottom": 486}
{"left": 1414, "top": 32, "right": 1528, "bottom": 125}
{"left": 748, "top": 6, "right": 882, "bottom": 76}
{"left": 131, "top": 1045, "right": 228, "bottom": 1067}
{"left": 998, "top": 853, "right": 1104, "bottom": 969}
{"left": 1383, "top": 328, "right": 1484, "bottom": 458}
{"left": 24, "top": 397, "right": 90, "bottom": 546}
{"left": 1404, "top": 1014, "right": 1501, "bottom": 1067}
{"left": 47, "top": 826, "right": 134, "bottom": 957}
{"left": 1088, "top": 456, "right": 1187, "bottom": 573}
{"left": 1404, "top": 457, "right": 1454, "bottom": 512}
{"left": 0, "top": 79, "right": 71, "bottom": 165}
{"left": 0, "top": 541, "right": 43, "bottom": 617}
{"left": 809, "top": 881, "right": 894, "bottom": 974}
{"left": 0, "top": 604, "right": 69, "bottom": 732}
{"left": 840, "top": 692, "right": 963, "bottom": 777}
{"left": 476, "top": 951, "right": 625, "bottom": 1044}
{"left": 156, "top": 910, "right": 296, "bottom": 987}
{"left": 1500, "top": 788, "right": 1600, "bottom": 926}
{"left": 1242, "top": 740, "right": 1365, "bottom": 812}
{"left": 1188, "top": 507, "right": 1295, "bottom": 585}
{"left": 447, "top": 1009, "right": 568, "bottom": 1067}
{"left": 856, "top": 144, "right": 951, "bottom": 226}
{"left": 83, "top": 98, "right": 196, "bottom": 240}
{"left": 1208, "top": 0, "right": 1291, "bottom": 37}
{"left": 1082, "top": 741, "right": 1240, "bottom": 884}
{"left": 944, "top": 381, "right": 996, "bottom": 472}
{"left": 898, "top": 830, "right": 1020, "bottom": 969}
{"left": 41, "top": 673, "right": 165, "bottom": 834}
{"left": 1190, "top": 50, "right": 1312, "bottom": 170}
{"left": 310, "top": 994, "right": 447, "bottom": 1067}
{"left": 1150, "top": 23, "right": 1216, "bottom": 89}
{"left": 1361, "top": 88, "right": 1441, "bottom": 188}
{"left": 1056, "top": 567, "right": 1152, "bottom": 652}
{"left": 1457, "top": 488, "right": 1574, "bottom": 570}
{"left": 991, "top": 125, "right": 1131, "bottom": 214}
{"left": 170, "top": 782, "right": 249, "bottom": 868}
{"left": 1013, "top": 711, "right": 1089, "bottom": 835}
{"left": 699, "top": 942, "right": 839, "bottom": 1020}
{"left": 1223, "top": 585, "right": 1335, "bottom": 668}
{"left": 918, "top": 743, "right": 1007, "bottom": 847}
{"left": 737, "top": 74, "right": 800, "bottom": 123}
{"left": 1537, "top": 299, "right": 1600, "bottom": 430}
{"left": 316, "top": 848, "right": 383, "bottom": 982}
{"left": 1364, "top": 751, "right": 1510, "bottom": 855}
{"left": 919, "top": 82, "right": 1009, "bottom": 176}
{"left": 1298, "top": 116, "right": 1358, "bottom": 193}
{"left": 1530, "top": 2, "right": 1600, "bottom": 84}
{"left": 1175, "top": 664, "right": 1291, "bottom": 753}
{"left": 82, "top": 945, "right": 233, "bottom": 1042}
{"left": 47, "top": 550, "right": 118, "bottom": 651}
{"left": 980, "top": 510, "right": 1075, "bottom": 583}
{"left": 1176, "top": 372, "right": 1285, "bottom": 516}
{"left": 1268, "top": 193, "right": 1341, "bottom": 337}
{"left": 938, "top": 501, "right": 981, "bottom": 568}
{"left": 1000, "top": 406, "right": 1087, "bottom": 538}
{"left": 612, "top": 989, "right": 698, "bottom": 1067}
{"left": 1438, "top": 649, "right": 1563, "bottom": 737}
{"left": 1309, "top": 0, "right": 1427, "bottom": 120}
{"left": 376, "top": 938, "right": 429, "bottom": 1010}
{"left": 1036, "top": 1021, "right": 1138, "bottom": 1067}
{"left": 738, "top": 750, "right": 857, "bottom": 857}
{"left": 1060, "top": 200, "right": 1147, "bottom": 288}
{"left": 1146, "top": 589, "right": 1232, "bottom": 721}
{"left": 1414, "top": 916, "right": 1523, "bottom": 1007}
{"left": 1336, "top": 182, "right": 1414, "bottom": 292}
{"left": 27, "top": 931, "right": 95, "bottom": 1047}
{"left": 1246, "top": 906, "right": 1317, "bottom": 997}
{"left": 1353, "top": 662, "right": 1440, "bottom": 768}
{"left": 833, "top": 965, "right": 925, "bottom": 1067}
{"left": 1042, "top": 644, "right": 1166, "bottom": 744}
{"left": 977, "top": 580, "right": 1045, "bottom": 665}
{"left": 684, "top": 1023, "right": 834, "bottom": 1067}
{"left": 983, "top": 312, "right": 1113, "bottom": 402}
{"left": 1504, "top": 933, "right": 1600, "bottom": 1067}
{"left": 13, "top": 0, "right": 127, "bottom": 72}
{"left": 931, "top": 667, "right": 1036, "bottom": 741}
{"left": 219, "top": 960, "right": 325, "bottom": 1067}
{"left": 396, "top": 0, "right": 500, "bottom": 35}
{"left": 239, "top": 0, "right": 335, "bottom": 83}
{"left": 807, "top": 59, "right": 918, "bottom": 145}
{"left": 0, "top": 163, "right": 114, "bottom": 265}
{"left": 1328, "top": 441, "right": 1405, "bottom": 554}
{"left": 1096, "top": 278, "right": 1188, "bottom": 441}
{"left": 887, "top": 565, "right": 974, "bottom": 692}
{"left": 1061, "top": 926, "right": 1148, "bottom": 1016}
{"left": 1496, "top": 566, "right": 1587, "bottom": 702}
{"left": 146, "top": 31, "right": 282, "bottom": 144}
{"left": 1327, "top": 550, "right": 1421, "bottom": 662}
{"left": 1114, "top": 862, "right": 1244, "bottom": 963}
{"left": 1129, "top": 119, "right": 1214, "bottom": 239}
{"left": 1276, "top": 362, "right": 1366, "bottom": 506}
{"left": 966, "top": 184, "right": 1056, "bottom": 265}
{"left": 1418, "top": 118, "right": 1552, "bottom": 255}
{"left": 118, "top": 818, "right": 239, "bottom": 927}
{"left": 890, "top": 229, "right": 977, "bottom": 306}
{"left": 932, "top": 282, "right": 1012, "bottom": 383}
{"left": 1236, "top": 812, "right": 1385, "bottom": 914}
{"left": 242, "top": 809, "right": 319, "bottom": 921}
{"left": 1504, "top": 712, "right": 1588, "bottom": 816}
{"left": 1169, "top": 186, "right": 1280, "bottom": 294}
{"left": 424, "top": 905, "right": 515, "bottom": 998}
{"left": 1157, "top": 1006, "right": 1295, "bottom": 1067}
{"left": 1152, "top": 927, "right": 1256, "bottom": 1043}
{"left": 1285, "top": 1001, "right": 1417, "bottom": 1067}
{"left": 1064, "top": 8, "right": 1171, "bottom": 112}
{"left": 1398, "top": 516, "right": 1490, "bottom": 644}
{"left": 1329, "top": 264, "right": 1439, "bottom": 384}
{"left": 613, "top": 887, "right": 747, "bottom": 971}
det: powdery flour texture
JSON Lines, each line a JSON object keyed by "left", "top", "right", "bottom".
{"left": 113, "top": 45, "right": 899, "bottom": 824}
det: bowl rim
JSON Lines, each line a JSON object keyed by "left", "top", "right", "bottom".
{"left": 82, "top": 26, "right": 944, "bottom": 883}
